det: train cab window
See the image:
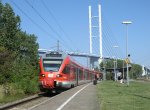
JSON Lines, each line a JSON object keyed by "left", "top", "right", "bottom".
{"left": 43, "top": 59, "right": 62, "bottom": 72}
{"left": 62, "top": 66, "right": 70, "bottom": 74}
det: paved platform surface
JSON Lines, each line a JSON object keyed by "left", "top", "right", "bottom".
{"left": 61, "top": 83, "right": 100, "bottom": 110}
{"left": 8, "top": 83, "right": 100, "bottom": 110}
{"left": 30, "top": 83, "right": 100, "bottom": 110}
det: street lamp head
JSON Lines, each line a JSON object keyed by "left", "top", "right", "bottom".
{"left": 113, "top": 45, "right": 119, "bottom": 48}
{"left": 122, "top": 21, "right": 132, "bottom": 24}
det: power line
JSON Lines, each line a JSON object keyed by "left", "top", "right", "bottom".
{"left": 10, "top": 0, "right": 73, "bottom": 52}
{"left": 10, "top": 0, "right": 52, "bottom": 38}
{"left": 24, "top": 0, "right": 74, "bottom": 51}
{"left": 40, "top": 0, "right": 78, "bottom": 51}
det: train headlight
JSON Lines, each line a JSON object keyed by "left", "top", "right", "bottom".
{"left": 56, "top": 74, "right": 62, "bottom": 77}
{"left": 41, "top": 74, "right": 45, "bottom": 77}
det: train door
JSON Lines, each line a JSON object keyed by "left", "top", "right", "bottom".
{"left": 76, "top": 68, "right": 79, "bottom": 86}
{"left": 70, "top": 66, "right": 75, "bottom": 81}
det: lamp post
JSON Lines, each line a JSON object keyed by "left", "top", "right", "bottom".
{"left": 113, "top": 45, "right": 119, "bottom": 81}
{"left": 122, "top": 21, "right": 132, "bottom": 86}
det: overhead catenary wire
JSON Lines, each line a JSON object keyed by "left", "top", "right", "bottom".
{"left": 10, "top": 0, "right": 125, "bottom": 64}
{"left": 40, "top": 0, "right": 79, "bottom": 52}
{"left": 24, "top": 0, "right": 74, "bottom": 52}
{"left": 10, "top": 0, "right": 52, "bottom": 39}
{"left": 10, "top": 0, "right": 67, "bottom": 51}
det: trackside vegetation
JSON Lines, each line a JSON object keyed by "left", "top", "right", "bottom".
{"left": 97, "top": 81, "right": 150, "bottom": 110}
{"left": 0, "top": 1, "right": 39, "bottom": 104}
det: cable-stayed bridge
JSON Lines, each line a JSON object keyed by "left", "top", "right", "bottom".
{"left": 38, "top": 3, "right": 122, "bottom": 71}
{"left": 9, "top": 0, "right": 124, "bottom": 69}
{"left": 38, "top": 49, "right": 105, "bottom": 69}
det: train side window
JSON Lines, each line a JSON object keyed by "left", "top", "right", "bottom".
{"left": 62, "top": 66, "right": 70, "bottom": 74}
{"left": 85, "top": 71, "right": 88, "bottom": 80}
{"left": 70, "top": 67, "right": 74, "bottom": 73}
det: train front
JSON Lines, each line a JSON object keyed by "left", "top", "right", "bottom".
{"left": 39, "top": 52, "right": 64, "bottom": 92}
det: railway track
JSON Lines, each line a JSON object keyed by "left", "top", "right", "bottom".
{"left": 0, "top": 92, "right": 58, "bottom": 110}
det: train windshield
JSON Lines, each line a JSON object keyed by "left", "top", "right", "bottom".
{"left": 43, "top": 59, "right": 63, "bottom": 72}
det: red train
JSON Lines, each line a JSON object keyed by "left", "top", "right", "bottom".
{"left": 39, "top": 51, "right": 102, "bottom": 92}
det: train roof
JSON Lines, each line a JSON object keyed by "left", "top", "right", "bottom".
{"left": 38, "top": 50, "right": 101, "bottom": 73}
{"left": 39, "top": 50, "right": 69, "bottom": 59}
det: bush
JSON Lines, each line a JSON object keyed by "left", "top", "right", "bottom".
{"left": 11, "top": 59, "right": 39, "bottom": 94}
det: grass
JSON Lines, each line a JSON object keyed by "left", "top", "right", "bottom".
{"left": 97, "top": 81, "right": 150, "bottom": 110}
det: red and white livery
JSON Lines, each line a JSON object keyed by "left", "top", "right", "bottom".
{"left": 39, "top": 51, "right": 102, "bottom": 92}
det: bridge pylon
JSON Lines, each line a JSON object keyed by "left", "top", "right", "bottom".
{"left": 89, "top": 4, "right": 103, "bottom": 70}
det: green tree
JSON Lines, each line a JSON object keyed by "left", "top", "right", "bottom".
{"left": 15, "top": 31, "right": 39, "bottom": 66}
{"left": 0, "top": 2, "right": 20, "bottom": 51}
{"left": 12, "top": 31, "right": 39, "bottom": 94}
{"left": 0, "top": 2, "right": 20, "bottom": 89}
{"left": 129, "top": 63, "right": 142, "bottom": 79}
{"left": 0, "top": 1, "right": 39, "bottom": 95}
{"left": 0, "top": 47, "right": 15, "bottom": 84}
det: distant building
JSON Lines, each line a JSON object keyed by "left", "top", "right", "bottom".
{"left": 142, "top": 65, "right": 150, "bottom": 78}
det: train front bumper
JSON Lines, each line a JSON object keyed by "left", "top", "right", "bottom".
{"left": 39, "top": 79, "right": 55, "bottom": 89}
{"left": 55, "top": 81, "right": 72, "bottom": 88}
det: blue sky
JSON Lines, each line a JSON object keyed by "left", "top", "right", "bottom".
{"left": 2, "top": 0, "right": 150, "bottom": 67}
